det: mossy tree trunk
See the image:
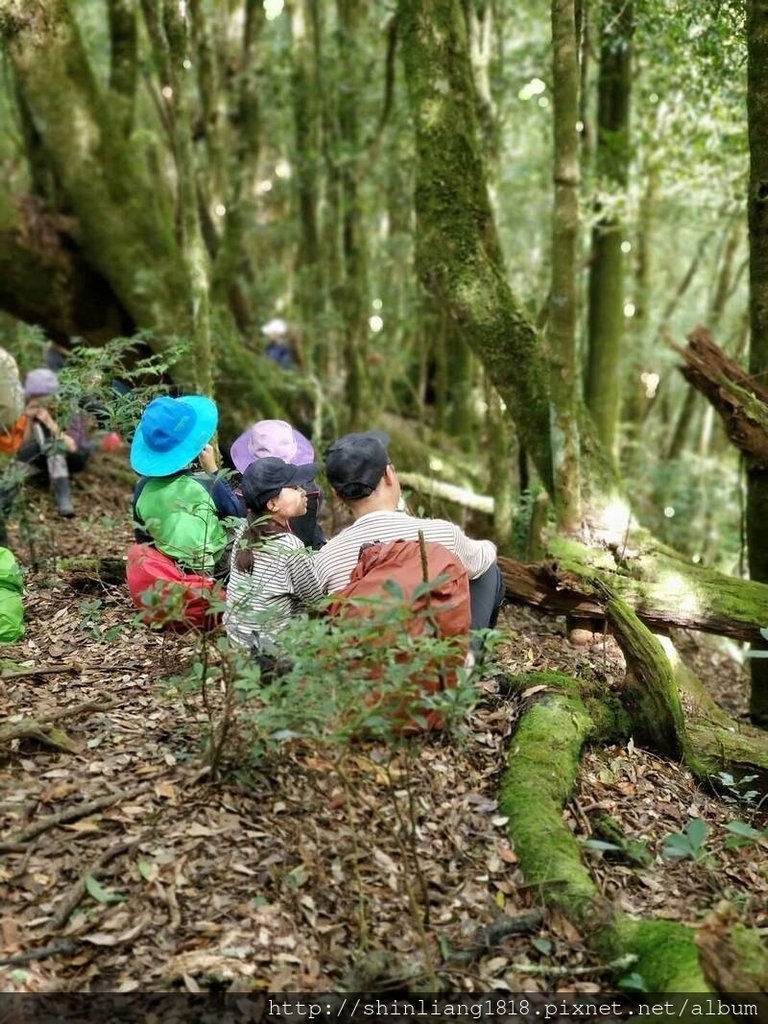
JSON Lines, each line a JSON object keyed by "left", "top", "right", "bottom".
{"left": 584, "top": 0, "right": 633, "bottom": 467}
{"left": 0, "top": 0, "right": 191, "bottom": 341}
{"left": 548, "top": 0, "right": 582, "bottom": 529}
{"left": 747, "top": 0, "right": 768, "bottom": 727}
{"left": 0, "top": 0, "right": 299, "bottom": 438}
{"left": 398, "top": 0, "right": 555, "bottom": 496}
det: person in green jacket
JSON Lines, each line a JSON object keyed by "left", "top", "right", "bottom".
{"left": 130, "top": 396, "right": 243, "bottom": 582}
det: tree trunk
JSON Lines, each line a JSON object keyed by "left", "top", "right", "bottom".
{"left": 747, "top": 0, "right": 768, "bottom": 727}
{"left": 107, "top": 0, "right": 138, "bottom": 137}
{"left": 498, "top": 541, "right": 768, "bottom": 647}
{"left": 0, "top": 0, "right": 191, "bottom": 344}
{"left": 398, "top": 0, "right": 554, "bottom": 495}
{"left": 335, "top": 0, "right": 372, "bottom": 430}
{"left": 584, "top": 0, "right": 633, "bottom": 465}
{"left": 291, "top": 0, "right": 324, "bottom": 362}
{"left": 548, "top": 0, "right": 582, "bottom": 529}
{"left": 0, "top": 193, "right": 131, "bottom": 343}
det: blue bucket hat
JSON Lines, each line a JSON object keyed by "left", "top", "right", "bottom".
{"left": 130, "top": 395, "right": 218, "bottom": 477}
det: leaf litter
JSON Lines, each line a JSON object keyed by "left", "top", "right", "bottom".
{"left": 0, "top": 462, "right": 765, "bottom": 992}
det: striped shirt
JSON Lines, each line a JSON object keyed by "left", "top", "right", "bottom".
{"left": 224, "top": 525, "right": 322, "bottom": 648}
{"left": 313, "top": 509, "right": 497, "bottom": 594}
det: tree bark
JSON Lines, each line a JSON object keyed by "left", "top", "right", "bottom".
{"left": 584, "top": 0, "right": 633, "bottom": 465}
{"left": 549, "top": 0, "right": 582, "bottom": 528}
{"left": 747, "top": 0, "right": 768, "bottom": 727}
{"left": 498, "top": 545, "right": 768, "bottom": 645}
{"left": 0, "top": 0, "right": 191, "bottom": 343}
{"left": 398, "top": 0, "right": 555, "bottom": 494}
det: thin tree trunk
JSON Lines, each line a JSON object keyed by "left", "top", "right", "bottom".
{"left": 335, "top": 0, "right": 371, "bottom": 429}
{"left": 291, "top": 0, "right": 323, "bottom": 368}
{"left": 584, "top": 0, "right": 633, "bottom": 464}
{"left": 160, "top": 1, "right": 214, "bottom": 395}
{"left": 549, "top": 0, "right": 582, "bottom": 529}
{"left": 747, "top": 0, "right": 768, "bottom": 727}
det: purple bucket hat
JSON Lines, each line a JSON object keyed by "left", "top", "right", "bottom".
{"left": 230, "top": 419, "right": 315, "bottom": 473}
{"left": 24, "top": 367, "right": 59, "bottom": 398}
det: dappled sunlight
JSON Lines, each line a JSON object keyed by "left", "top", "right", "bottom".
{"left": 593, "top": 496, "right": 632, "bottom": 540}
{"left": 654, "top": 571, "right": 702, "bottom": 617}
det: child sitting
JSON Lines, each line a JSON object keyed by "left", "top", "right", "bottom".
{"left": 230, "top": 419, "right": 325, "bottom": 550}
{"left": 130, "top": 395, "right": 242, "bottom": 582}
{"left": 0, "top": 368, "right": 91, "bottom": 518}
{"left": 225, "top": 457, "right": 322, "bottom": 654}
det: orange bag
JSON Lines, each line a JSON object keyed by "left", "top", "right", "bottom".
{"left": 327, "top": 539, "right": 470, "bottom": 732}
{"left": 126, "top": 543, "right": 224, "bottom": 630}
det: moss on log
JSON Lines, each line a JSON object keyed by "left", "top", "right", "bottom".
{"left": 549, "top": 535, "right": 768, "bottom": 645}
{"left": 498, "top": 671, "right": 711, "bottom": 995}
{"left": 605, "top": 597, "right": 699, "bottom": 768}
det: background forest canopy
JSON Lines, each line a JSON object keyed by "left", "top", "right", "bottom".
{"left": 0, "top": 0, "right": 752, "bottom": 568}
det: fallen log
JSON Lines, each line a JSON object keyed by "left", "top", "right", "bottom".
{"left": 498, "top": 538, "right": 768, "bottom": 644}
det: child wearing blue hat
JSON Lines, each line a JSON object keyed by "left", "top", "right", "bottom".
{"left": 130, "top": 396, "right": 243, "bottom": 581}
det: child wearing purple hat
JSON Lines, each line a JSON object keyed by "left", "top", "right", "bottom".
{"left": 0, "top": 368, "right": 91, "bottom": 517}
{"left": 230, "top": 419, "right": 325, "bottom": 550}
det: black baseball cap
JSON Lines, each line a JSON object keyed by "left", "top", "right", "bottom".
{"left": 325, "top": 430, "right": 390, "bottom": 500}
{"left": 240, "top": 457, "right": 319, "bottom": 510}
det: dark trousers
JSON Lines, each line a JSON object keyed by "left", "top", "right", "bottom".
{"left": 17, "top": 441, "right": 91, "bottom": 479}
{"left": 469, "top": 562, "right": 505, "bottom": 631}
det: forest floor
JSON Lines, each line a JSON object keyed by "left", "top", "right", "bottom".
{"left": 1, "top": 455, "right": 766, "bottom": 993}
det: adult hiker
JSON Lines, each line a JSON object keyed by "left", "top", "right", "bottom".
{"left": 314, "top": 431, "right": 505, "bottom": 648}
{"left": 225, "top": 457, "right": 322, "bottom": 660}
{"left": 262, "top": 318, "right": 302, "bottom": 370}
{"left": 0, "top": 367, "right": 91, "bottom": 518}
{"left": 130, "top": 395, "right": 242, "bottom": 582}
{"left": 230, "top": 419, "right": 325, "bottom": 550}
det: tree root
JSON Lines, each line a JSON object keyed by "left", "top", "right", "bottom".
{"left": 606, "top": 598, "right": 768, "bottom": 782}
{"left": 498, "top": 671, "right": 710, "bottom": 995}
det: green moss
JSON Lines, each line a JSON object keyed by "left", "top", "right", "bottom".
{"left": 499, "top": 676, "right": 608, "bottom": 928}
{"left": 605, "top": 918, "right": 708, "bottom": 994}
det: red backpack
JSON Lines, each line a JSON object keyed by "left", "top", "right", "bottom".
{"left": 327, "top": 538, "right": 471, "bottom": 732}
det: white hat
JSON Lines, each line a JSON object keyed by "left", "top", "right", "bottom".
{"left": 261, "top": 318, "right": 288, "bottom": 339}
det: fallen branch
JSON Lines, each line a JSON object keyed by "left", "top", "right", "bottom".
{"left": 446, "top": 910, "right": 544, "bottom": 966}
{"left": 398, "top": 471, "right": 494, "bottom": 514}
{"left": 51, "top": 839, "right": 138, "bottom": 929}
{"left": 673, "top": 325, "right": 768, "bottom": 468}
{"left": 0, "top": 662, "right": 81, "bottom": 681}
{"left": 0, "top": 785, "right": 151, "bottom": 851}
{"left": 0, "top": 941, "right": 76, "bottom": 967}
{"left": 499, "top": 538, "right": 768, "bottom": 644}
{"left": 509, "top": 953, "right": 637, "bottom": 977}
{"left": 0, "top": 699, "right": 117, "bottom": 743}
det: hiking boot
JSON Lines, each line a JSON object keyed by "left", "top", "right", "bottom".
{"left": 51, "top": 476, "right": 76, "bottom": 518}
